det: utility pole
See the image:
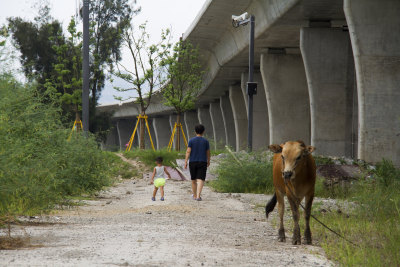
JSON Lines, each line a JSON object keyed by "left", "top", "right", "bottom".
{"left": 232, "top": 13, "right": 257, "bottom": 151}
{"left": 247, "top": 15, "right": 256, "bottom": 152}
{"left": 82, "top": 0, "right": 90, "bottom": 135}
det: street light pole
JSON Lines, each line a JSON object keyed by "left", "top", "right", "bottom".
{"left": 82, "top": 0, "right": 90, "bottom": 135}
{"left": 247, "top": 15, "right": 255, "bottom": 152}
{"left": 232, "top": 13, "right": 257, "bottom": 152}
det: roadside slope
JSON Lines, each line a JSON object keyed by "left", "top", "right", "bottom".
{"left": 1, "top": 162, "right": 333, "bottom": 266}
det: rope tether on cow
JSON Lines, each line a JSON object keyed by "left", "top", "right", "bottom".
{"left": 283, "top": 181, "right": 359, "bottom": 247}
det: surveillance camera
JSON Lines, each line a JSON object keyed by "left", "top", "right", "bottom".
{"left": 232, "top": 12, "right": 249, "bottom": 27}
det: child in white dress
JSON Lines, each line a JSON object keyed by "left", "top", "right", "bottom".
{"left": 150, "top": 157, "right": 171, "bottom": 201}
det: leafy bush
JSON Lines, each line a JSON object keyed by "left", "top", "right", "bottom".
{"left": 313, "top": 155, "right": 334, "bottom": 165}
{"left": 0, "top": 75, "right": 116, "bottom": 218}
{"left": 210, "top": 151, "right": 274, "bottom": 194}
{"left": 124, "top": 149, "right": 179, "bottom": 167}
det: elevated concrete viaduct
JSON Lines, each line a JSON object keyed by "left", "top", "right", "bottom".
{"left": 98, "top": 0, "right": 400, "bottom": 166}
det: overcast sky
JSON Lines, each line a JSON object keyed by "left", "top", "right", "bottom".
{"left": 0, "top": 0, "right": 207, "bottom": 105}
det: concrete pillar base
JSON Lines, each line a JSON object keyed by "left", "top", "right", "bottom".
{"left": 210, "top": 101, "right": 226, "bottom": 150}
{"left": 260, "top": 53, "right": 311, "bottom": 145}
{"left": 229, "top": 84, "right": 248, "bottom": 151}
{"left": 220, "top": 94, "right": 236, "bottom": 149}
{"left": 345, "top": 0, "right": 400, "bottom": 165}
{"left": 301, "top": 27, "right": 357, "bottom": 157}
{"left": 184, "top": 111, "right": 199, "bottom": 141}
{"left": 241, "top": 72, "right": 269, "bottom": 150}
{"left": 198, "top": 106, "right": 214, "bottom": 144}
{"left": 153, "top": 117, "right": 171, "bottom": 150}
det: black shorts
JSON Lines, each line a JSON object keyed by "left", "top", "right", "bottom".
{"left": 189, "top": 161, "right": 207, "bottom": 181}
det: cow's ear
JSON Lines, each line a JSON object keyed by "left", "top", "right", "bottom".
{"left": 304, "top": 146, "right": 315, "bottom": 155}
{"left": 269, "top": 144, "right": 282, "bottom": 153}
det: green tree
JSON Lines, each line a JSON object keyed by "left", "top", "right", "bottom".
{"left": 7, "top": 1, "right": 136, "bottom": 134}
{"left": 113, "top": 23, "right": 171, "bottom": 149}
{"left": 0, "top": 25, "right": 10, "bottom": 72}
{"left": 160, "top": 40, "right": 204, "bottom": 151}
{"left": 45, "top": 18, "right": 83, "bottom": 124}
{"left": 88, "top": 0, "right": 138, "bottom": 132}
{"left": 7, "top": 12, "right": 63, "bottom": 90}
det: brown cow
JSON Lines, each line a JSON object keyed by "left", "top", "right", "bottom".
{"left": 266, "top": 140, "right": 316, "bottom": 245}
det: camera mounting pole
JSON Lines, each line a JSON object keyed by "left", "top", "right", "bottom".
{"left": 232, "top": 13, "right": 257, "bottom": 152}
{"left": 82, "top": 0, "right": 90, "bottom": 135}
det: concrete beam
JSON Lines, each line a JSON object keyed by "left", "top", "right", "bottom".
{"left": 260, "top": 53, "right": 311, "bottom": 145}
{"left": 209, "top": 100, "right": 226, "bottom": 150}
{"left": 220, "top": 94, "right": 236, "bottom": 149}
{"left": 198, "top": 106, "right": 214, "bottom": 143}
{"left": 345, "top": 0, "right": 400, "bottom": 166}
{"left": 301, "top": 27, "right": 357, "bottom": 157}
{"left": 229, "top": 84, "right": 248, "bottom": 151}
{"left": 241, "top": 72, "right": 270, "bottom": 150}
{"left": 184, "top": 111, "right": 199, "bottom": 141}
{"left": 153, "top": 117, "right": 171, "bottom": 150}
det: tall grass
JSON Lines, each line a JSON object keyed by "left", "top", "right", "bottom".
{"left": 0, "top": 74, "right": 119, "bottom": 219}
{"left": 209, "top": 151, "right": 274, "bottom": 194}
{"left": 312, "top": 159, "right": 400, "bottom": 266}
{"left": 124, "top": 149, "right": 179, "bottom": 167}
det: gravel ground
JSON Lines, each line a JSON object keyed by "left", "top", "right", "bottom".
{"left": 1, "top": 158, "right": 334, "bottom": 267}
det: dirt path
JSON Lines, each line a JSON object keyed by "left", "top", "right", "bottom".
{"left": 1, "top": 159, "right": 333, "bottom": 266}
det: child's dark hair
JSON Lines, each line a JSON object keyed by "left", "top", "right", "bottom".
{"left": 155, "top": 156, "right": 163, "bottom": 163}
{"left": 195, "top": 124, "right": 205, "bottom": 134}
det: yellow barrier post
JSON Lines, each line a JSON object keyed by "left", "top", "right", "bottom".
{"left": 126, "top": 115, "right": 156, "bottom": 151}
{"left": 167, "top": 123, "right": 177, "bottom": 152}
{"left": 179, "top": 123, "right": 188, "bottom": 148}
{"left": 126, "top": 118, "right": 140, "bottom": 151}
{"left": 144, "top": 116, "right": 155, "bottom": 151}
{"left": 167, "top": 122, "right": 188, "bottom": 151}
{"left": 67, "top": 120, "right": 83, "bottom": 141}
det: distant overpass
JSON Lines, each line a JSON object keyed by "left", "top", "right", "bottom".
{"left": 98, "top": 0, "right": 400, "bottom": 166}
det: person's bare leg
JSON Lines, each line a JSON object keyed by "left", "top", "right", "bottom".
{"left": 153, "top": 187, "right": 158, "bottom": 198}
{"left": 160, "top": 186, "right": 164, "bottom": 198}
{"left": 191, "top": 180, "right": 197, "bottom": 199}
{"left": 196, "top": 179, "right": 204, "bottom": 199}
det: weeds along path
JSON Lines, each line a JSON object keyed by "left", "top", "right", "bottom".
{"left": 1, "top": 157, "right": 333, "bottom": 266}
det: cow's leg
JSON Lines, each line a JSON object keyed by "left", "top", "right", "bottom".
{"left": 304, "top": 193, "right": 314, "bottom": 244}
{"left": 276, "top": 191, "right": 286, "bottom": 242}
{"left": 288, "top": 197, "right": 301, "bottom": 245}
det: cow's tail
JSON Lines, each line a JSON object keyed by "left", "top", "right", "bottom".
{"left": 265, "top": 193, "right": 277, "bottom": 219}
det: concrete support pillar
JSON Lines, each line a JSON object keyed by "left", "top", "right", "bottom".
{"left": 117, "top": 118, "right": 138, "bottom": 150}
{"left": 220, "top": 94, "right": 236, "bottom": 149}
{"left": 103, "top": 121, "right": 120, "bottom": 151}
{"left": 198, "top": 106, "right": 214, "bottom": 142}
{"left": 241, "top": 72, "right": 270, "bottom": 150}
{"left": 169, "top": 114, "right": 186, "bottom": 150}
{"left": 260, "top": 53, "right": 311, "bottom": 145}
{"left": 209, "top": 100, "right": 226, "bottom": 150}
{"left": 344, "top": 0, "right": 400, "bottom": 166}
{"left": 184, "top": 110, "right": 199, "bottom": 140}
{"left": 153, "top": 116, "right": 171, "bottom": 150}
{"left": 301, "top": 27, "right": 357, "bottom": 157}
{"left": 229, "top": 84, "right": 248, "bottom": 151}
{"left": 142, "top": 117, "right": 156, "bottom": 150}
